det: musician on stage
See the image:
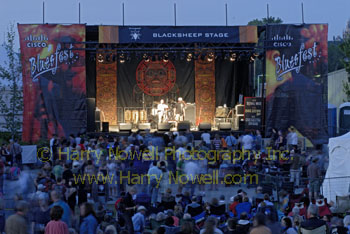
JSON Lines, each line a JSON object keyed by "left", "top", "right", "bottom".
{"left": 157, "top": 99, "right": 168, "bottom": 123}
{"left": 175, "top": 97, "right": 186, "bottom": 122}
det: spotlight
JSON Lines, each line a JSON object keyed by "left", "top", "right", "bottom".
{"left": 207, "top": 52, "right": 214, "bottom": 62}
{"left": 186, "top": 53, "right": 193, "bottom": 62}
{"left": 229, "top": 53, "right": 236, "bottom": 62}
{"left": 163, "top": 53, "right": 169, "bottom": 62}
{"left": 97, "top": 54, "right": 104, "bottom": 63}
{"left": 143, "top": 53, "right": 150, "bottom": 62}
{"left": 119, "top": 54, "right": 125, "bottom": 64}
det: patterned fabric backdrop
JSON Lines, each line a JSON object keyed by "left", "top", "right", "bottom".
{"left": 195, "top": 59, "right": 216, "bottom": 125}
{"left": 96, "top": 58, "right": 117, "bottom": 125}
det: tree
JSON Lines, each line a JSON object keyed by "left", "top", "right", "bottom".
{"left": 340, "top": 19, "right": 350, "bottom": 101}
{"left": 0, "top": 23, "right": 23, "bottom": 140}
{"left": 328, "top": 40, "right": 344, "bottom": 73}
{"left": 248, "top": 16, "right": 283, "bottom": 26}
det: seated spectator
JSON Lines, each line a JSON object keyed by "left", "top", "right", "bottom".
{"left": 223, "top": 218, "right": 240, "bottom": 234}
{"left": 258, "top": 194, "right": 274, "bottom": 207}
{"left": 236, "top": 212, "right": 250, "bottom": 233}
{"left": 150, "top": 212, "right": 166, "bottom": 230}
{"left": 199, "top": 216, "right": 223, "bottom": 234}
{"left": 250, "top": 213, "right": 271, "bottom": 234}
{"left": 160, "top": 188, "right": 176, "bottom": 211}
{"left": 300, "top": 204, "right": 328, "bottom": 233}
{"left": 281, "top": 216, "right": 297, "bottom": 234}
{"left": 165, "top": 209, "right": 179, "bottom": 226}
{"left": 209, "top": 198, "right": 226, "bottom": 216}
{"left": 184, "top": 196, "right": 202, "bottom": 217}
{"left": 79, "top": 202, "right": 98, "bottom": 234}
{"left": 343, "top": 215, "right": 350, "bottom": 232}
{"left": 330, "top": 217, "right": 348, "bottom": 234}
{"left": 229, "top": 195, "right": 242, "bottom": 216}
{"left": 176, "top": 220, "right": 195, "bottom": 234}
{"left": 161, "top": 216, "right": 180, "bottom": 234}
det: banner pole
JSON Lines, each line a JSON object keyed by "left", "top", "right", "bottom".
{"left": 225, "top": 3, "right": 228, "bottom": 26}
{"left": 79, "top": 2, "right": 81, "bottom": 24}
{"left": 42, "top": 2, "right": 45, "bottom": 24}
{"left": 122, "top": 3, "right": 125, "bottom": 26}
{"left": 174, "top": 3, "right": 177, "bottom": 26}
{"left": 301, "top": 3, "right": 305, "bottom": 24}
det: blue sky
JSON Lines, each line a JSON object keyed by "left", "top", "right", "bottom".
{"left": 0, "top": 0, "right": 349, "bottom": 50}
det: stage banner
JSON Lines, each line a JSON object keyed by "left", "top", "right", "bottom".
{"left": 265, "top": 24, "right": 328, "bottom": 145}
{"left": 96, "top": 55, "right": 117, "bottom": 125}
{"left": 195, "top": 59, "right": 216, "bottom": 125}
{"left": 18, "top": 24, "right": 86, "bottom": 143}
{"left": 118, "top": 26, "right": 257, "bottom": 44}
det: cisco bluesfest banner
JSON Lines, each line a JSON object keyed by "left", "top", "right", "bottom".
{"left": 18, "top": 24, "right": 86, "bottom": 143}
{"left": 266, "top": 24, "right": 328, "bottom": 145}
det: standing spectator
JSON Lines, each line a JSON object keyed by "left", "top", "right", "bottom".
{"left": 225, "top": 131, "right": 237, "bottom": 150}
{"left": 0, "top": 158, "right": 4, "bottom": 195}
{"left": 132, "top": 206, "right": 147, "bottom": 234}
{"left": 289, "top": 149, "right": 302, "bottom": 187}
{"left": 255, "top": 130, "right": 262, "bottom": 151}
{"left": 148, "top": 161, "right": 162, "bottom": 206}
{"left": 307, "top": 157, "right": 321, "bottom": 200}
{"left": 289, "top": 128, "right": 298, "bottom": 150}
{"left": 45, "top": 206, "right": 69, "bottom": 234}
{"left": 201, "top": 131, "right": 211, "bottom": 146}
{"left": 242, "top": 133, "right": 254, "bottom": 151}
{"left": 275, "top": 130, "right": 284, "bottom": 150}
{"left": 10, "top": 139, "right": 22, "bottom": 170}
{"left": 5, "top": 200, "right": 29, "bottom": 234}
{"left": 50, "top": 190, "right": 71, "bottom": 227}
{"left": 250, "top": 213, "right": 271, "bottom": 234}
{"left": 212, "top": 134, "right": 222, "bottom": 150}
{"left": 79, "top": 202, "right": 98, "bottom": 234}
{"left": 159, "top": 161, "right": 170, "bottom": 196}
{"left": 0, "top": 143, "right": 10, "bottom": 165}
{"left": 184, "top": 160, "right": 199, "bottom": 197}
{"left": 31, "top": 193, "right": 50, "bottom": 234}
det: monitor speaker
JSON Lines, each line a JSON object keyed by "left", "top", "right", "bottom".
{"left": 184, "top": 104, "right": 196, "bottom": 126}
{"left": 87, "top": 98, "right": 96, "bottom": 132}
{"left": 158, "top": 122, "right": 171, "bottom": 131}
{"left": 102, "top": 122, "right": 109, "bottom": 132}
{"left": 219, "top": 122, "right": 232, "bottom": 131}
{"left": 198, "top": 122, "right": 211, "bottom": 131}
{"left": 178, "top": 121, "right": 191, "bottom": 131}
{"left": 138, "top": 123, "right": 151, "bottom": 130}
{"left": 119, "top": 123, "right": 132, "bottom": 131}
{"left": 232, "top": 115, "right": 244, "bottom": 130}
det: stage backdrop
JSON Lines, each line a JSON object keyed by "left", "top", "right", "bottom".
{"left": 117, "top": 57, "right": 195, "bottom": 108}
{"left": 18, "top": 24, "right": 86, "bottom": 143}
{"left": 265, "top": 24, "right": 328, "bottom": 145}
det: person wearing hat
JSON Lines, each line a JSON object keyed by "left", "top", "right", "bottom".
{"left": 307, "top": 157, "right": 321, "bottom": 200}
{"left": 132, "top": 206, "right": 147, "bottom": 234}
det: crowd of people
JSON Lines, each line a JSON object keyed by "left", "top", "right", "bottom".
{"left": 0, "top": 128, "right": 347, "bottom": 234}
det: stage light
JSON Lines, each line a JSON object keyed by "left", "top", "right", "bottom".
{"left": 207, "top": 52, "right": 214, "bottom": 62}
{"left": 97, "top": 54, "right": 104, "bottom": 63}
{"left": 163, "top": 53, "right": 169, "bottom": 62}
{"left": 229, "top": 53, "right": 236, "bottom": 62}
{"left": 186, "top": 53, "right": 193, "bottom": 62}
{"left": 119, "top": 54, "right": 125, "bottom": 64}
{"left": 143, "top": 53, "right": 150, "bottom": 62}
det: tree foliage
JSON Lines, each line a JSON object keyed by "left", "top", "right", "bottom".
{"left": 0, "top": 23, "right": 23, "bottom": 139}
{"left": 248, "top": 16, "right": 283, "bottom": 26}
{"left": 340, "top": 20, "right": 350, "bottom": 102}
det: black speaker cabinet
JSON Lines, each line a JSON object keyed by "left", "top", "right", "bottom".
{"left": 198, "top": 122, "right": 211, "bottom": 131}
{"left": 219, "top": 122, "right": 232, "bottom": 131}
{"left": 178, "top": 121, "right": 191, "bottom": 131}
{"left": 184, "top": 104, "right": 196, "bottom": 126}
{"left": 87, "top": 98, "right": 96, "bottom": 132}
{"left": 102, "top": 122, "right": 109, "bottom": 132}
{"left": 138, "top": 123, "right": 151, "bottom": 130}
{"left": 119, "top": 123, "right": 132, "bottom": 131}
{"left": 158, "top": 122, "right": 171, "bottom": 131}
{"left": 95, "top": 121, "right": 101, "bottom": 132}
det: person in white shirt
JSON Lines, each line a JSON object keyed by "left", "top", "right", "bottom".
{"left": 184, "top": 160, "right": 200, "bottom": 197}
{"left": 290, "top": 127, "right": 298, "bottom": 148}
{"left": 242, "top": 133, "right": 254, "bottom": 150}
{"left": 157, "top": 99, "right": 168, "bottom": 123}
{"left": 201, "top": 131, "right": 211, "bottom": 146}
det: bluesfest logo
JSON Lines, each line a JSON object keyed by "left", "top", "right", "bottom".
{"left": 272, "top": 33, "right": 318, "bottom": 81}
{"left": 25, "top": 34, "right": 80, "bottom": 82}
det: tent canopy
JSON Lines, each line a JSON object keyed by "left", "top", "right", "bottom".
{"left": 322, "top": 132, "right": 350, "bottom": 203}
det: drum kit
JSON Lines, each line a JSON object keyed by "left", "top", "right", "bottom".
{"left": 151, "top": 100, "right": 176, "bottom": 123}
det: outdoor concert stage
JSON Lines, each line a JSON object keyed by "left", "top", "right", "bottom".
{"left": 18, "top": 24, "right": 329, "bottom": 146}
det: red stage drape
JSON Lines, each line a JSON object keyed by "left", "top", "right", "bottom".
{"left": 195, "top": 59, "right": 216, "bottom": 125}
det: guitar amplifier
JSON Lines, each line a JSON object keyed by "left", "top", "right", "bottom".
{"left": 215, "top": 107, "right": 228, "bottom": 118}
{"left": 214, "top": 118, "right": 226, "bottom": 127}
